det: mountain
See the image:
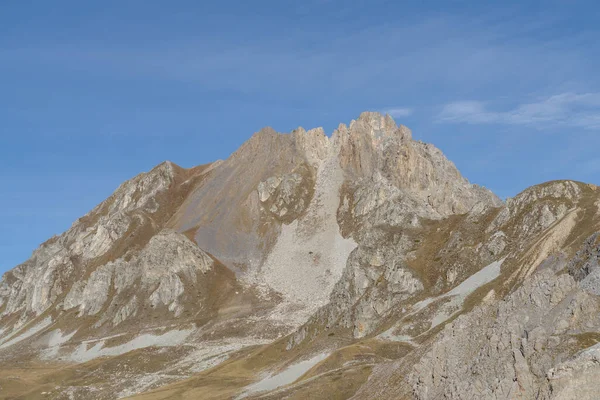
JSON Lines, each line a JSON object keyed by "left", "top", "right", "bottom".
{"left": 1, "top": 112, "right": 599, "bottom": 400}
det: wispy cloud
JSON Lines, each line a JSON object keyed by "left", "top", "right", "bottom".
{"left": 438, "top": 93, "right": 600, "bottom": 129}
{"left": 383, "top": 107, "right": 414, "bottom": 118}
{"left": 2, "top": 12, "right": 595, "bottom": 100}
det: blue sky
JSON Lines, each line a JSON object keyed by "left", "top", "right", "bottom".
{"left": 1, "top": 0, "right": 600, "bottom": 274}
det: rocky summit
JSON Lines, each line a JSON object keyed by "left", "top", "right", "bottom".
{"left": 1, "top": 112, "right": 599, "bottom": 399}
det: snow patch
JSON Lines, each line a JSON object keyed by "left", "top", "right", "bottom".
{"left": 447, "top": 258, "right": 504, "bottom": 298}
{"left": 377, "top": 328, "right": 415, "bottom": 344}
{"left": 117, "top": 338, "right": 271, "bottom": 399}
{"left": 70, "top": 329, "right": 192, "bottom": 362}
{"left": 415, "top": 258, "right": 504, "bottom": 314}
{"left": 177, "top": 338, "right": 271, "bottom": 374}
{"left": 238, "top": 353, "right": 329, "bottom": 398}
{"left": 429, "top": 258, "right": 505, "bottom": 328}
{"left": 0, "top": 317, "right": 52, "bottom": 349}
{"left": 412, "top": 297, "right": 436, "bottom": 313}
{"left": 42, "top": 329, "right": 78, "bottom": 358}
{"left": 47, "top": 329, "right": 77, "bottom": 347}
{"left": 379, "top": 259, "right": 505, "bottom": 341}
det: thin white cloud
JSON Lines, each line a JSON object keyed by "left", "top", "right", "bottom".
{"left": 3, "top": 12, "right": 594, "bottom": 99}
{"left": 438, "top": 101, "right": 495, "bottom": 123}
{"left": 438, "top": 93, "right": 600, "bottom": 129}
{"left": 572, "top": 114, "right": 600, "bottom": 130}
{"left": 383, "top": 107, "right": 414, "bottom": 118}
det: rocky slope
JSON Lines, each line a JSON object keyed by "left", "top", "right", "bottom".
{"left": 1, "top": 112, "right": 598, "bottom": 400}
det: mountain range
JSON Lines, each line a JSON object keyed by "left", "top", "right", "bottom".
{"left": 1, "top": 112, "right": 600, "bottom": 399}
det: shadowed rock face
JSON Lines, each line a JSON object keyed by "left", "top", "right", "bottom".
{"left": 1, "top": 112, "right": 599, "bottom": 400}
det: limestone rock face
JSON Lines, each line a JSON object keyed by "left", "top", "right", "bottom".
{"left": 258, "top": 169, "right": 312, "bottom": 222}
{"left": 0, "top": 162, "right": 185, "bottom": 320}
{"left": 567, "top": 232, "right": 600, "bottom": 284}
{"left": 60, "top": 229, "right": 214, "bottom": 322}
{"left": 410, "top": 268, "right": 594, "bottom": 400}
{"left": 488, "top": 180, "right": 583, "bottom": 243}
{"left": 292, "top": 127, "right": 330, "bottom": 165}
{"left": 333, "top": 112, "right": 501, "bottom": 218}
{"left": 548, "top": 344, "right": 600, "bottom": 400}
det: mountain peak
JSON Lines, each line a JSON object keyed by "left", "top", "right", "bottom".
{"left": 354, "top": 111, "right": 412, "bottom": 141}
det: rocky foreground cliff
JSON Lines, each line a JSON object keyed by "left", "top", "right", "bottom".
{"left": 1, "top": 112, "right": 599, "bottom": 400}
